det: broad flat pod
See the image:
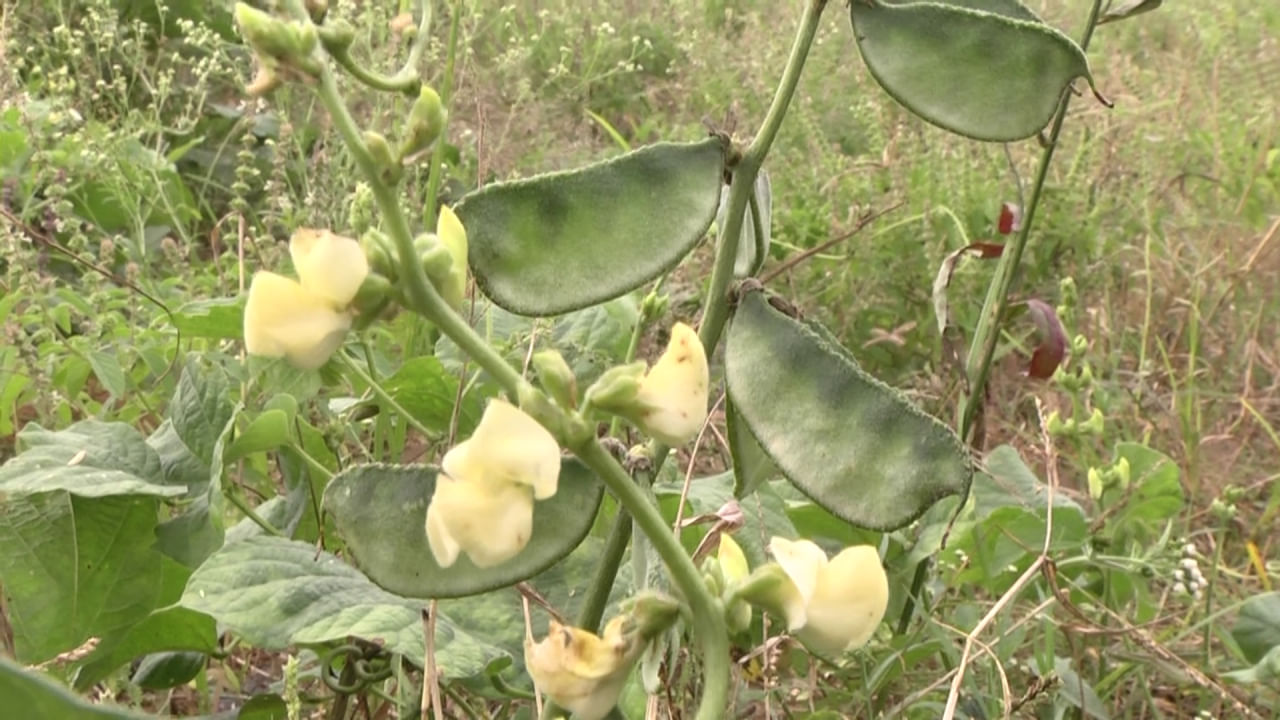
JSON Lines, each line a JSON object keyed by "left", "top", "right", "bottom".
{"left": 724, "top": 291, "right": 971, "bottom": 530}
{"left": 322, "top": 461, "right": 602, "bottom": 598}
{"left": 456, "top": 137, "right": 728, "bottom": 315}
{"left": 850, "top": 0, "right": 1096, "bottom": 142}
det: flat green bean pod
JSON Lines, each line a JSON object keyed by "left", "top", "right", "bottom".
{"left": 456, "top": 137, "right": 728, "bottom": 316}
{"left": 850, "top": 0, "right": 1095, "bottom": 142}
{"left": 725, "top": 291, "right": 972, "bottom": 530}
{"left": 322, "top": 461, "right": 603, "bottom": 598}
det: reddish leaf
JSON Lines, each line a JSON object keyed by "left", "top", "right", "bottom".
{"left": 1025, "top": 299, "right": 1066, "bottom": 379}
{"left": 931, "top": 243, "right": 1006, "bottom": 335}
{"left": 998, "top": 202, "right": 1022, "bottom": 235}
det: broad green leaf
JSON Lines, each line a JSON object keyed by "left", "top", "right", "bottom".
{"left": 378, "top": 356, "right": 478, "bottom": 436}
{"left": 0, "top": 659, "right": 146, "bottom": 719}
{"left": 74, "top": 606, "right": 216, "bottom": 690}
{"left": 1232, "top": 592, "right": 1280, "bottom": 664}
{"left": 727, "top": 399, "right": 779, "bottom": 499}
{"left": 224, "top": 408, "right": 294, "bottom": 462}
{"left": 945, "top": 505, "right": 1087, "bottom": 586}
{"left": 850, "top": 1, "right": 1095, "bottom": 141}
{"left": 130, "top": 651, "right": 206, "bottom": 689}
{"left": 169, "top": 356, "right": 234, "bottom": 467}
{"left": 725, "top": 292, "right": 971, "bottom": 530}
{"left": 170, "top": 296, "right": 245, "bottom": 339}
{"left": 457, "top": 137, "right": 727, "bottom": 315}
{"left": 975, "top": 444, "right": 1084, "bottom": 519}
{"left": 181, "top": 536, "right": 508, "bottom": 677}
{"left": 87, "top": 350, "right": 127, "bottom": 398}
{"left": 0, "top": 421, "right": 180, "bottom": 498}
{"left": 1223, "top": 645, "right": 1280, "bottom": 685}
{"left": 0, "top": 494, "right": 168, "bottom": 663}
{"left": 238, "top": 694, "right": 289, "bottom": 720}
{"left": 1098, "top": 0, "right": 1162, "bottom": 24}
{"left": 1106, "top": 442, "right": 1183, "bottom": 545}
{"left": 323, "top": 461, "right": 603, "bottom": 598}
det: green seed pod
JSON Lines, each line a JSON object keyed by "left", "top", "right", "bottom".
{"left": 724, "top": 291, "right": 971, "bottom": 530}
{"left": 400, "top": 86, "right": 447, "bottom": 160}
{"left": 532, "top": 349, "right": 579, "bottom": 409}
{"left": 850, "top": 0, "right": 1099, "bottom": 141}
{"left": 455, "top": 137, "right": 727, "bottom": 315}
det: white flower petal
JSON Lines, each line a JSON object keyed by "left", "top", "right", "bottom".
{"left": 634, "top": 322, "right": 709, "bottom": 446}
{"left": 768, "top": 537, "right": 826, "bottom": 608}
{"left": 798, "top": 545, "right": 889, "bottom": 655}
{"left": 243, "top": 271, "right": 351, "bottom": 369}
{"left": 290, "top": 228, "right": 369, "bottom": 306}
{"left": 463, "top": 399, "right": 561, "bottom": 499}
{"left": 426, "top": 473, "right": 535, "bottom": 568}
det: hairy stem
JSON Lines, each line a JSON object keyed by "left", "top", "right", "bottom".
{"left": 423, "top": 0, "right": 464, "bottom": 225}
{"left": 897, "top": 0, "right": 1108, "bottom": 634}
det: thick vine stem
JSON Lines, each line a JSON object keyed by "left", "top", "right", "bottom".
{"left": 698, "top": 0, "right": 826, "bottom": 353}
{"left": 574, "top": 440, "right": 731, "bottom": 720}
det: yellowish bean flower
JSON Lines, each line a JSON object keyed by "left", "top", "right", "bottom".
{"left": 766, "top": 537, "right": 889, "bottom": 656}
{"left": 525, "top": 616, "right": 641, "bottom": 720}
{"left": 425, "top": 399, "right": 560, "bottom": 568}
{"left": 243, "top": 228, "right": 369, "bottom": 369}
{"left": 634, "top": 322, "right": 709, "bottom": 445}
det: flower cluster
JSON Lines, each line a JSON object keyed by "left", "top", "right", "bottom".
{"left": 243, "top": 229, "right": 370, "bottom": 369}
{"left": 1173, "top": 543, "right": 1206, "bottom": 600}
{"left": 425, "top": 399, "right": 561, "bottom": 568}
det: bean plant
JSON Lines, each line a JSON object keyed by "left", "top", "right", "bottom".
{"left": 2, "top": 0, "right": 1277, "bottom": 719}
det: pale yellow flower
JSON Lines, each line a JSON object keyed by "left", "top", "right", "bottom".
{"left": 243, "top": 271, "right": 352, "bottom": 370}
{"left": 289, "top": 228, "right": 369, "bottom": 306}
{"left": 768, "top": 537, "right": 889, "bottom": 656}
{"left": 435, "top": 205, "right": 468, "bottom": 310}
{"left": 525, "top": 617, "right": 639, "bottom": 720}
{"left": 425, "top": 399, "right": 561, "bottom": 568}
{"left": 633, "top": 322, "right": 709, "bottom": 446}
{"left": 243, "top": 228, "right": 368, "bottom": 369}
{"left": 718, "top": 533, "right": 753, "bottom": 633}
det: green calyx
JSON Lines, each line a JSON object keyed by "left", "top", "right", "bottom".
{"left": 400, "top": 86, "right": 447, "bottom": 160}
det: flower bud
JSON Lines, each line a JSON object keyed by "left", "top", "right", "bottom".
{"left": 717, "top": 535, "right": 752, "bottom": 633}
{"left": 532, "top": 350, "right": 578, "bottom": 409}
{"left": 350, "top": 273, "right": 392, "bottom": 317}
{"left": 363, "top": 131, "right": 402, "bottom": 185}
{"left": 360, "top": 229, "right": 395, "bottom": 279}
{"left": 626, "top": 592, "right": 681, "bottom": 639}
{"left": 434, "top": 205, "right": 468, "bottom": 310}
{"left": 234, "top": 3, "right": 319, "bottom": 75}
{"left": 318, "top": 20, "right": 355, "bottom": 53}
{"left": 1078, "top": 407, "right": 1104, "bottom": 436}
{"left": 1114, "top": 456, "right": 1131, "bottom": 489}
{"left": 1087, "top": 467, "right": 1106, "bottom": 500}
{"left": 583, "top": 361, "right": 646, "bottom": 413}
{"left": 400, "top": 86, "right": 447, "bottom": 160}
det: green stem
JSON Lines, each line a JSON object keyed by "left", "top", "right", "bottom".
{"left": 423, "top": 0, "right": 464, "bottom": 225}
{"left": 960, "top": 0, "right": 1106, "bottom": 439}
{"left": 337, "top": 352, "right": 438, "bottom": 439}
{"left": 897, "top": 0, "right": 1107, "bottom": 634}
{"left": 575, "top": 440, "right": 730, "bottom": 720}
{"left": 322, "top": 0, "right": 434, "bottom": 96}
{"left": 576, "top": 507, "right": 634, "bottom": 632}
{"left": 224, "top": 488, "right": 285, "bottom": 536}
{"left": 698, "top": 0, "right": 826, "bottom": 352}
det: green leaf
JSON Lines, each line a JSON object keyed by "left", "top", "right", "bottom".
{"left": 850, "top": 1, "right": 1095, "bottom": 141}
{"left": 1232, "top": 592, "right": 1280, "bottom": 664}
{"left": 725, "top": 292, "right": 972, "bottom": 530}
{"left": 224, "top": 408, "right": 294, "bottom": 462}
{"left": 0, "top": 421, "right": 180, "bottom": 498}
{"left": 74, "top": 606, "right": 217, "bottom": 690}
{"left": 975, "top": 444, "right": 1084, "bottom": 518}
{"left": 379, "top": 357, "right": 478, "bottom": 436}
{"left": 1106, "top": 442, "right": 1183, "bottom": 544}
{"left": 322, "top": 461, "right": 603, "bottom": 598}
{"left": 237, "top": 694, "right": 289, "bottom": 720}
{"left": 0, "top": 494, "right": 168, "bottom": 663}
{"left": 1224, "top": 645, "right": 1280, "bottom": 685}
{"left": 657, "top": 472, "right": 796, "bottom": 570}
{"left": 87, "top": 350, "right": 127, "bottom": 398}
{"left": 181, "top": 536, "right": 508, "bottom": 677}
{"left": 1098, "top": 0, "right": 1162, "bottom": 24}
{"left": 945, "top": 505, "right": 1087, "bottom": 585}
{"left": 170, "top": 297, "right": 245, "bottom": 339}
{"left": 0, "top": 659, "right": 146, "bottom": 719}
{"left": 727, "top": 399, "right": 779, "bottom": 499}
{"left": 457, "top": 138, "right": 727, "bottom": 315}
{"left": 130, "top": 651, "right": 206, "bottom": 689}
{"left": 170, "top": 356, "right": 235, "bottom": 467}
{"left": 1054, "top": 656, "right": 1111, "bottom": 720}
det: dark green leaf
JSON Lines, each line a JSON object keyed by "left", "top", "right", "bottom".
{"left": 727, "top": 399, "right": 779, "bottom": 499}
{"left": 181, "top": 537, "right": 508, "bottom": 677}
{"left": 237, "top": 694, "right": 289, "bottom": 720}
{"left": 1232, "top": 592, "right": 1280, "bottom": 664}
{"left": 457, "top": 138, "right": 727, "bottom": 315}
{"left": 975, "top": 444, "right": 1084, "bottom": 519}
{"left": 130, "top": 651, "right": 206, "bottom": 689}
{"left": 0, "top": 659, "right": 146, "bottom": 719}
{"left": 0, "top": 421, "right": 178, "bottom": 498}
{"left": 87, "top": 350, "right": 127, "bottom": 398}
{"left": 1223, "top": 645, "right": 1280, "bottom": 685}
{"left": 0, "top": 494, "right": 167, "bottom": 663}
{"left": 322, "top": 461, "right": 603, "bottom": 598}
{"left": 379, "top": 357, "right": 477, "bottom": 436}
{"left": 1106, "top": 442, "right": 1182, "bottom": 544}
{"left": 224, "top": 409, "right": 294, "bottom": 462}
{"left": 850, "top": 1, "right": 1095, "bottom": 141}
{"left": 725, "top": 292, "right": 972, "bottom": 530}
{"left": 657, "top": 472, "right": 796, "bottom": 569}
{"left": 74, "top": 606, "right": 216, "bottom": 690}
